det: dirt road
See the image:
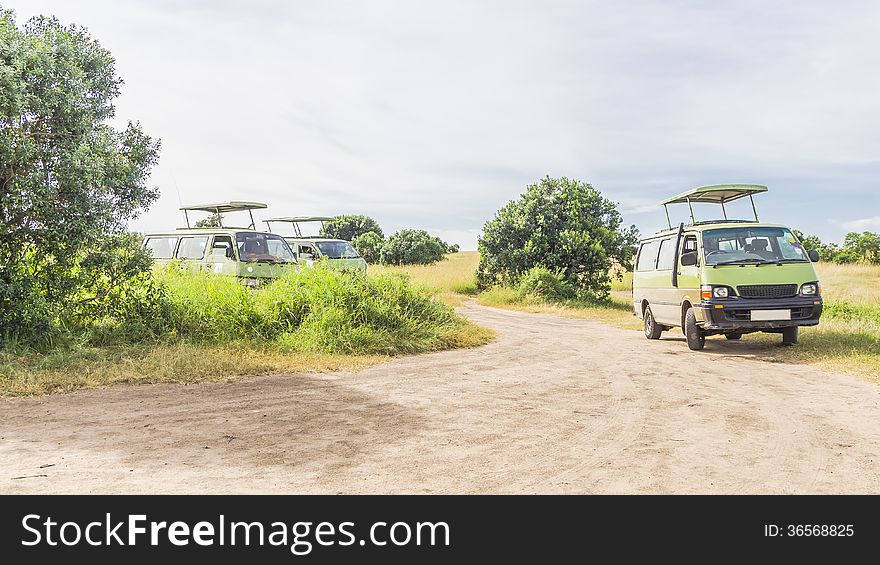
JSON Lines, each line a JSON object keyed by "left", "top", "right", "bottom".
{"left": 2, "top": 302, "right": 878, "bottom": 494}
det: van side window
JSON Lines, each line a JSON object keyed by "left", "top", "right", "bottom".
{"left": 682, "top": 235, "right": 697, "bottom": 254}
{"left": 636, "top": 241, "right": 661, "bottom": 271}
{"left": 211, "top": 235, "right": 234, "bottom": 258}
{"left": 144, "top": 237, "right": 178, "bottom": 259}
{"left": 656, "top": 238, "right": 676, "bottom": 270}
{"left": 177, "top": 236, "right": 209, "bottom": 260}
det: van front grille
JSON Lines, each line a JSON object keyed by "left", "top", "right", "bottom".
{"left": 736, "top": 284, "right": 798, "bottom": 299}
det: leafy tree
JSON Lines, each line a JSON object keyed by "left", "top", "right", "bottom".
{"left": 380, "top": 229, "right": 446, "bottom": 265}
{"left": 477, "top": 176, "right": 638, "bottom": 301}
{"left": 792, "top": 229, "right": 823, "bottom": 253}
{"left": 352, "top": 231, "right": 384, "bottom": 263}
{"left": 195, "top": 212, "right": 223, "bottom": 228}
{"left": 320, "top": 215, "right": 384, "bottom": 241}
{"left": 0, "top": 11, "right": 160, "bottom": 342}
{"left": 445, "top": 242, "right": 460, "bottom": 253}
{"left": 843, "top": 231, "right": 880, "bottom": 264}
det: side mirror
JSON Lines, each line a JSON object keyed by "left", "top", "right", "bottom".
{"left": 808, "top": 249, "right": 820, "bottom": 262}
{"left": 680, "top": 251, "right": 698, "bottom": 267}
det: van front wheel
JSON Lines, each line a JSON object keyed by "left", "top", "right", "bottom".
{"left": 782, "top": 326, "right": 798, "bottom": 345}
{"left": 684, "top": 307, "right": 705, "bottom": 351}
{"left": 644, "top": 306, "right": 663, "bottom": 340}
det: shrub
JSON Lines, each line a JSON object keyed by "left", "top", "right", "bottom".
{"left": 320, "top": 215, "right": 384, "bottom": 241}
{"left": 352, "top": 231, "right": 385, "bottom": 263}
{"left": 517, "top": 266, "right": 575, "bottom": 302}
{"left": 477, "top": 176, "right": 638, "bottom": 301}
{"left": 149, "top": 264, "right": 469, "bottom": 355}
{"left": 380, "top": 229, "right": 447, "bottom": 265}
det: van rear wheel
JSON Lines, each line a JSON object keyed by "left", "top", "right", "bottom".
{"left": 644, "top": 306, "right": 663, "bottom": 340}
{"left": 684, "top": 307, "right": 705, "bottom": 350}
{"left": 782, "top": 326, "right": 798, "bottom": 345}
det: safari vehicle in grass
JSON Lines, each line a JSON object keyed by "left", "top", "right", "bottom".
{"left": 264, "top": 216, "right": 367, "bottom": 274}
{"left": 142, "top": 202, "right": 298, "bottom": 286}
{"left": 632, "top": 184, "right": 822, "bottom": 350}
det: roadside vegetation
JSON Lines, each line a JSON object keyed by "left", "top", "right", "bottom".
{"left": 0, "top": 264, "right": 493, "bottom": 396}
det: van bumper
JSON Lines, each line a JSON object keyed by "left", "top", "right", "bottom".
{"left": 695, "top": 296, "right": 822, "bottom": 331}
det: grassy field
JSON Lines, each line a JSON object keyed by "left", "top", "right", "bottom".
{"left": 381, "top": 253, "right": 880, "bottom": 380}
{"left": 370, "top": 251, "right": 480, "bottom": 307}
{"left": 0, "top": 265, "right": 493, "bottom": 396}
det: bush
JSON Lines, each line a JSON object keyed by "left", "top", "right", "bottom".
{"left": 792, "top": 230, "right": 880, "bottom": 265}
{"left": 352, "top": 231, "right": 385, "bottom": 263}
{"left": 517, "top": 266, "right": 575, "bottom": 302}
{"left": 152, "top": 264, "right": 466, "bottom": 355}
{"left": 380, "top": 229, "right": 447, "bottom": 265}
{"left": 477, "top": 176, "right": 638, "bottom": 301}
{"left": 320, "top": 215, "right": 384, "bottom": 241}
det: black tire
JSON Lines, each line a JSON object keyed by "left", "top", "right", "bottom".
{"left": 782, "top": 326, "right": 798, "bottom": 345}
{"left": 725, "top": 333, "right": 742, "bottom": 340}
{"left": 644, "top": 305, "right": 663, "bottom": 340}
{"left": 684, "top": 307, "right": 705, "bottom": 350}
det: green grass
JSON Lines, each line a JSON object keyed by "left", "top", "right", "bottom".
{"left": 370, "top": 251, "right": 481, "bottom": 306}
{"left": 0, "top": 264, "right": 494, "bottom": 396}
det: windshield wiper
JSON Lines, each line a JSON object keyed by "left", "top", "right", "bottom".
{"left": 711, "top": 258, "right": 764, "bottom": 266}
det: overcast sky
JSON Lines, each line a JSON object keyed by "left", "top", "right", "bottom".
{"left": 6, "top": 0, "right": 880, "bottom": 248}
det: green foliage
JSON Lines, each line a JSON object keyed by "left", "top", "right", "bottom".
{"left": 446, "top": 243, "right": 460, "bottom": 253}
{"left": 517, "top": 266, "right": 575, "bottom": 301}
{"left": 792, "top": 230, "right": 880, "bottom": 264}
{"left": 0, "top": 11, "right": 160, "bottom": 342}
{"left": 195, "top": 213, "right": 223, "bottom": 228}
{"left": 352, "top": 231, "right": 385, "bottom": 263}
{"left": 477, "top": 176, "right": 638, "bottom": 301}
{"left": 320, "top": 215, "right": 384, "bottom": 241}
{"left": 380, "top": 229, "right": 447, "bottom": 265}
{"left": 791, "top": 229, "right": 823, "bottom": 253}
{"left": 128, "top": 265, "right": 468, "bottom": 355}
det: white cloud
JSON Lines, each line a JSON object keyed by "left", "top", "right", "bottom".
{"left": 831, "top": 216, "right": 880, "bottom": 232}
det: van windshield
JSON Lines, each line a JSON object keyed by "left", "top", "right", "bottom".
{"left": 315, "top": 241, "right": 360, "bottom": 259}
{"left": 236, "top": 233, "right": 297, "bottom": 263}
{"left": 702, "top": 227, "right": 809, "bottom": 265}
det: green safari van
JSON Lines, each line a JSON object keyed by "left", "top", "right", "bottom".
{"left": 264, "top": 216, "right": 368, "bottom": 274}
{"left": 142, "top": 202, "right": 298, "bottom": 286}
{"left": 632, "top": 185, "right": 822, "bottom": 350}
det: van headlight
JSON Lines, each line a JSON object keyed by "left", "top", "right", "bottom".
{"left": 800, "top": 282, "right": 819, "bottom": 295}
{"left": 701, "top": 285, "right": 730, "bottom": 299}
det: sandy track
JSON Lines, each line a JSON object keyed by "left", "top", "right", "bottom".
{"left": 2, "top": 302, "right": 878, "bottom": 494}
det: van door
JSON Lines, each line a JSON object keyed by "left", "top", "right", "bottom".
{"left": 676, "top": 233, "right": 701, "bottom": 321}
{"left": 207, "top": 234, "right": 236, "bottom": 275}
{"left": 651, "top": 237, "right": 680, "bottom": 324}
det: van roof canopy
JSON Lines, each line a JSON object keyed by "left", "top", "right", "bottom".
{"left": 263, "top": 216, "right": 333, "bottom": 223}
{"left": 180, "top": 201, "right": 268, "bottom": 213}
{"left": 263, "top": 216, "right": 334, "bottom": 237}
{"left": 179, "top": 201, "right": 268, "bottom": 229}
{"left": 661, "top": 184, "right": 767, "bottom": 205}
{"left": 661, "top": 184, "right": 767, "bottom": 228}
